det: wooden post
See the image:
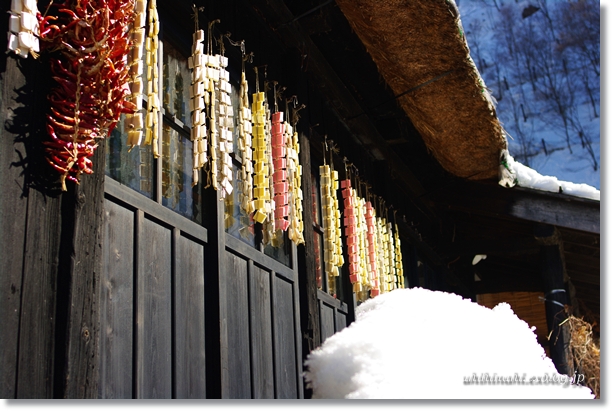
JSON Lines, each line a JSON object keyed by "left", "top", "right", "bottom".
{"left": 534, "top": 224, "right": 572, "bottom": 376}
{"left": 296, "top": 133, "right": 321, "bottom": 398}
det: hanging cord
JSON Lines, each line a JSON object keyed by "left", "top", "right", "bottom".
{"left": 272, "top": 81, "right": 278, "bottom": 113}
{"left": 254, "top": 66, "right": 260, "bottom": 93}
{"left": 191, "top": 4, "right": 205, "bottom": 31}
{"left": 322, "top": 134, "right": 328, "bottom": 166}
{"left": 207, "top": 19, "right": 220, "bottom": 55}
{"left": 288, "top": 96, "right": 305, "bottom": 128}
{"left": 218, "top": 33, "right": 225, "bottom": 56}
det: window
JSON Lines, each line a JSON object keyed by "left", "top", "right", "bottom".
{"left": 105, "top": 38, "right": 205, "bottom": 225}
{"left": 104, "top": 24, "right": 294, "bottom": 266}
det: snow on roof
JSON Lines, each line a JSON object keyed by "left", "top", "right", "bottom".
{"left": 499, "top": 150, "right": 600, "bottom": 201}
{"left": 304, "top": 287, "right": 594, "bottom": 399}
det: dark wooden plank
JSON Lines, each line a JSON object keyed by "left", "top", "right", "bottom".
{"left": 224, "top": 252, "right": 251, "bottom": 399}
{"left": 319, "top": 302, "right": 335, "bottom": 343}
{"left": 290, "top": 242, "right": 304, "bottom": 399}
{"left": 335, "top": 310, "right": 347, "bottom": 333}
{"left": 16, "top": 188, "right": 62, "bottom": 398}
{"left": 105, "top": 178, "right": 208, "bottom": 242}
{"left": 226, "top": 234, "right": 295, "bottom": 282}
{"left": 296, "top": 134, "right": 322, "bottom": 364}
{"left": 249, "top": 264, "right": 274, "bottom": 399}
{"left": 430, "top": 181, "right": 600, "bottom": 234}
{"left": 59, "top": 146, "right": 106, "bottom": 398}
{"left": 174, "top": 232, "right": 206, "bottom": 399}
{"left": 99, "top": 199, "right": 135, "bottom": 399}
{"left": 136, "top": 215, "right": 172, "bottom": 398}
{"left": 273, "top": 275, "right": 298, "bottom": 399}
{"left": 0, "top": 47, "right": 29, "bottom": 399}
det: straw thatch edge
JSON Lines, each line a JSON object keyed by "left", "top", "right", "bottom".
{"left": 336, "top": 0, "right": 508, "bottom": 180}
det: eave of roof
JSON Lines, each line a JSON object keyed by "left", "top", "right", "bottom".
{"left": 335, "top": 0, "right": 508, "bottom": 180}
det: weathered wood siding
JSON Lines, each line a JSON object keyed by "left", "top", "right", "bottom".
{"left": 219, "top": 236, "right": 303, "bottom": 399}
{"left": 99, "top": 180, "right": 208, "bottom": 398}
{"left": 1, "top": 20, "right": 105, "bottom": 398}
{"left": 317, "top": 290, "right": 349, "bottom": 343}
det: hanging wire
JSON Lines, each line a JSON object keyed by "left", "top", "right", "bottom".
{"left": 254, "top": 66, "right": 260, "bottom": 93}
{"left": 191, "top": 4, "right": 205, "bottom": 31}
{"left": 207, "top": 19, "right": 220, "bottom": 55}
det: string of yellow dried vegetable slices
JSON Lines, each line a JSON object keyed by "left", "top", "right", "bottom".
{"left": 238, "top": 71, "right": 254, "bottom": 214}
{"left": 379, "top": 216, "right": 391, "bottom": 293}
{"left": 394, "top": 222, "right": 405, "bottom": 288}
{"left": 287, "top": 126, "right": 304, "bottom": 245}
{"left": 320, "top": 165, "right": 343, "bottom": 294}
{"left": 144, "top": 0, "right": 160, "bottom": 158}
{"left": 125, "top": 0, "right": 147, "bottom": 147}
{"left": 386, "top": 220, "right": 397, "bottom": 291}
{"left": 251, "top": 91, "right": 270, "bottom": 224}
{"left": 354, "top": 193, "right": 369, "bottom": 300}
{"left": 262, "top": 93, "right": 278, "bottom": 246}
{"left": 377, "top": 215, "right": 389, "bottom": 294}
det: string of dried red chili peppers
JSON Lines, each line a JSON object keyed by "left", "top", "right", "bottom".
{"left": 38, "top": 0, "right": 137, "bottom": 190}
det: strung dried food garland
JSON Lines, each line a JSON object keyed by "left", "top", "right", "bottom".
{"left": 271, "top": 83, "right": 289, "bottom": 236}
{"left": 215, "top": 36, "right": 233, "bottom": 199}
{"left": 251, "top": 68, "right": 270, "bottom": 224}
{"left": 320, "top": 140, "right": 343, "bottom": 295}
{"left": 188, "top": 25, "right": 207, "bottom": 186}
{"left": 8, "top": 0, "right": 40, "bottom": 58}
{"left": 125, "top": 0, "right": 147, "bottom": 147}
{"left": 38, "top": 0, "right": 137, "bottom": 190}
{"left": 237, "top": 48, "right": 254, "bottom": 215}
{"left": 144, "top": 0, "right": 160, "bottom": 157}
{"left": 286, "top": 101, "right": 305, "bottom": 245}
{"left": 262, "top": 81, "right": 277, "bottom": 246}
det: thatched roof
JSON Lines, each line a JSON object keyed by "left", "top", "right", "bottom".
{"left": 335, "top": 0, "right": 507, "bottom": 180}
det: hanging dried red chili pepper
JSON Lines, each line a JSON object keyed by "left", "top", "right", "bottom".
{"left": 38, "top": 0, "right": 136, "bottom": 190}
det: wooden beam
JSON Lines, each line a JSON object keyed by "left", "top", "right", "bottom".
{"left": 428, "top": 181, "right": 600, "bottom": 234}
{"left": 446, "top": 237, "right": 541, "bottom": 257}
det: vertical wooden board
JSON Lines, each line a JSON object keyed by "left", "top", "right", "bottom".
{"left": 62, "top": 147, "right": 106, "bottom": 398}
{"left": 99, "top": 200, "right": 134, "bottom": 399}
{"left": 137, "top": 217, "right": 172, "bottom": 399}
{"left": 224, "top": 252, "right": 251, "bottom": 399}
{"left": 250, "top": 265, "right": 274, "bottom": 399}
{"left": 0, "top": 55, "right": 28, "bottom": 398}
{"left": 319, "top": 303, "right": 335, "bottom": 343}
{"left": 335, "top": 311, "right": 347, "bottom": 333}
{"left": 16, "top": 190, "right": 62, "bottom": 398}
{"left": 174, "top": 234, "right": 206, "bottom": 399}
{"left": 273, "top": 276, "right": 298, "bottom": 399}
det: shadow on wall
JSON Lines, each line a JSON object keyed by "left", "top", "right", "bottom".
{"left": 1, "top": 17, "right": 64, "bottom": 199}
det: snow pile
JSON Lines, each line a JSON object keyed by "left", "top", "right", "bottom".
{"left": 501, "top": 151, "right": 600, "bottom": 201}
{"left": 304, "top": 288, "right": 594, "bottom": 399}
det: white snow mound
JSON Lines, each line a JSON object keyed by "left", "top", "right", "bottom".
{"left": 304, "top": 288, "right": 594, "bottom": 399}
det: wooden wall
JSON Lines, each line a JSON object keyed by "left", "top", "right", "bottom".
{"left": 99, "top": 180, "right": 208, "bottom": 399}
{"left": 0, "top": 24, "right": 104, "bottom": 397}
